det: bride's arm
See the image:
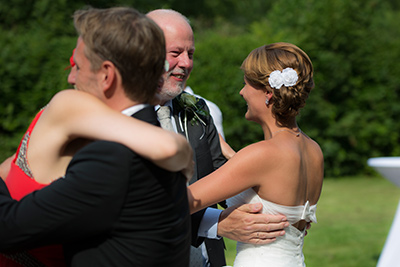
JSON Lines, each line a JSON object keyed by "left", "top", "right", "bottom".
{"left": 46, "top": 90, "right": 193, "bottom": 174}
{"left": 188, "top": 142, "right": 268, "bottom": 214}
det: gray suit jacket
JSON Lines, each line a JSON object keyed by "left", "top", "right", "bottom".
{"left": 172, "top": 92, "right": 227, "bottom": 267}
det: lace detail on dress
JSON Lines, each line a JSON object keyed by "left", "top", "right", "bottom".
{"left": 15, "top": 132, "right": 34, "bottom": 179}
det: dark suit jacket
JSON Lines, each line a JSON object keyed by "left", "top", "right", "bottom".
{"left": 0, "top": 106, "right": 191, "bottom": 267}
{"left": 172, "top": 92, "right": 227, "bottom": 267}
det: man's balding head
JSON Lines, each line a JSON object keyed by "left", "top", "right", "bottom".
{"left": 147, "top": 9, "right": 195, "bottom": 104}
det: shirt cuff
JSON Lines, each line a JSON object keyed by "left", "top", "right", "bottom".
{"left": 198, "top": 208, "right": 222, "bottom": 239}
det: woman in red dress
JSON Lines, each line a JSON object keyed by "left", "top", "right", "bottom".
{"left": 0, "top": 50, "right": 193, "bottom": 266}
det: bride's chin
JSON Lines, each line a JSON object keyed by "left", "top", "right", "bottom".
{"left": 245, "top": 112, "right": 259, "bottom": 123}
{"left": 244, "top": 112, "right": 251, "bottom": 121}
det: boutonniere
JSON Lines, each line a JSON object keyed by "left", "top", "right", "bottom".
{"left": 177, "top": 93, "right": 208, "bottom": 126}
{"left": 176, "top": 93, "right": 208, "bottom": 140}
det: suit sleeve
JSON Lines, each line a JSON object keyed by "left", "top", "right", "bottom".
{"left": 0, "top": 179, "right": 11, "bottom": 198}
{"left": 0, "top": 141, "right": 133, "bottom": 251}
{"left": 190, "top": 99, "right": 227, "bottom": 246}
{"left": 202, "top": 99, "right": 227, "bottom": 173}
{"left": 201, "top": 99, "right": 227, "bottom": 210}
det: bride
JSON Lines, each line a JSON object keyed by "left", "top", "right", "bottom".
{"left": 188, "top": 42, "right": 324, "bottom": 266}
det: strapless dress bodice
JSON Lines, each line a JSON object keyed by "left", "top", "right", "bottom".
{"left": 226, "top": 188, "right": 317, "bottom": 267}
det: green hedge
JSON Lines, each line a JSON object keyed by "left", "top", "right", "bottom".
{"left": 0, "top": 0, "right": 399, "bottom": 177}
{"left": 189, "top": 0, "right": 400, "bottom": 177}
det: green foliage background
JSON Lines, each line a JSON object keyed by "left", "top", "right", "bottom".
{"left": 0, "top": 0, "right": 399, "bottom": 177}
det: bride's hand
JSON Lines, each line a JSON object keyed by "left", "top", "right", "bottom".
{"left": 219, "top": 134, "right": 236, "bottom": 160}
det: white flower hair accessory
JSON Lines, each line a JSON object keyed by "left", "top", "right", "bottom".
{"left": 268, "top": 67, "right": 298, "bottom": 89}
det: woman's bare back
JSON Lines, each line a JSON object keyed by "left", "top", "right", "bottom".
{"left": 255, "top": 132, "right": 323, "bottom": 208}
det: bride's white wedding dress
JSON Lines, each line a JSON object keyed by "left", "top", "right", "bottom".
{"left": 226, "top": 188, "right": 317, "bottom": 267}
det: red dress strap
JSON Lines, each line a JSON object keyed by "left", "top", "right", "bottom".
{"left": 3, "top": 107, "right": 66, "bottom": 267}
{"left": 12, "top": 109, "right": 45, "bottom": 163}
{"left": 6, "top": 109, "right": 47, "bottom": 200}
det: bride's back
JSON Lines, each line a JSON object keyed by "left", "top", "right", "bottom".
{"left": 255, "top": 131, "right": 323, "bottom": 208}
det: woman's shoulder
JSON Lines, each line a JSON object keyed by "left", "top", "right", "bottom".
{"left": 235, "top": 140, "right": 284, "bottom": 166}
{"left": 47, "top": 90, "right": 106, "bottom": 116}
{"left": 302, "top": 133, "right": 324, "bottom": 163}
{"left": 38, "top": 90, "right": 107, "bottom": 132}
{"left": 50, "top": 90, "right": 100, "bottom": 106}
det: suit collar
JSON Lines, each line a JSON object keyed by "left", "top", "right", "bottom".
{"left": 131, "top": 105, "right": 160, "bottom": 127}
{"left": 121, "top": 104, "right": 150, "bottom": 116}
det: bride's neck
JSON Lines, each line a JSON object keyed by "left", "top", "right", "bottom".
{"left": 263, "top": 119, "right": 298, "bottom": 140}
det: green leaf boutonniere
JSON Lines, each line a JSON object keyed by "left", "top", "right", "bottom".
{"left": 177, "top": 93, "right": 209, "bottom": 126}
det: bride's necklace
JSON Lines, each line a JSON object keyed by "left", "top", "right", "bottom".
{"left": 272, "top": 128, "right": 301, "bottom": 137}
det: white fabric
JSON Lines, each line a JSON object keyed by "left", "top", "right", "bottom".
{"left": 227, "top": 188, "right": 317, "bottom": 267}
{"left": 377, "top": 200, "right": 400, "bottom": 267}
{"left": 121, "top": 104, "right": 149, "bottom": 116}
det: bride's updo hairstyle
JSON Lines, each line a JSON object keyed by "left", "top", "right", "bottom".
{"left": 241, "top": 42, "right": 314, "bottom": 124}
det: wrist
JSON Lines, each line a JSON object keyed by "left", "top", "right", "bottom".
{"left": 216, "top": 208, "right": 230, "bottom": 237}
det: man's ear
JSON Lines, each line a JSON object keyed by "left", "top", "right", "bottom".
{"left": 100, "top": 60, "right": 117, "bottom": 93}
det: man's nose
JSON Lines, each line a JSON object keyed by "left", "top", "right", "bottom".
{"left": 68, "top": 69, "right": 76, "bottom": 85}
{"left": 178, "top": 52, "right": 191, "bottom": 69}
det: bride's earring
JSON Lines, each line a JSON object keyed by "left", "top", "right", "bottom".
{"left": 265, "top": 98, "right": 269, "bottom": 105}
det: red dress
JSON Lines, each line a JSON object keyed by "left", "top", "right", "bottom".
{"left": 2, "top": 109, "right": 66, "bottom": 267}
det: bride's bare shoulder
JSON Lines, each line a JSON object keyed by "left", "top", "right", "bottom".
{"left": 303, "top": 134, "right": 324, "bottom": 163}
{"left": 234, "top": 140, "right": 282, "bottom": 163}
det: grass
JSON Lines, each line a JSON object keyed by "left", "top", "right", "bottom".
{"left": 223, "top": 176, "right": 400, "bottom": 266}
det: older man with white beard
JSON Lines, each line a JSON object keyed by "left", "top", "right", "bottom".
{"left": 147, "top": 9, "right": 289, "bottom": 267}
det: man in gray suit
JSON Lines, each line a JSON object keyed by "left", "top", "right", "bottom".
{"left": 147, "top": 9, "right": 289, "bottom": 267}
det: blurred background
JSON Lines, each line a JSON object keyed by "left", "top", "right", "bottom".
{"left": 0, "top": 0, "right": 399, "bottom": 266}
{"left": 0, "top": 0, "right": 399, "bottom": 176}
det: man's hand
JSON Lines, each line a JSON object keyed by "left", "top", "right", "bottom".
{"left": 217, "top": 203, "right": 289, "bottom": 244}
